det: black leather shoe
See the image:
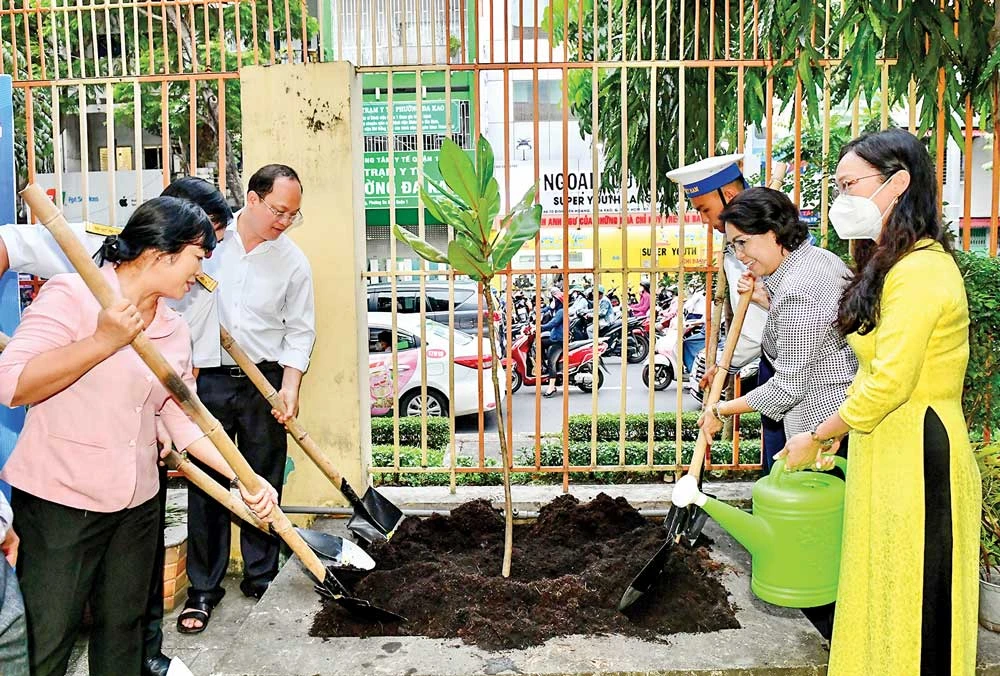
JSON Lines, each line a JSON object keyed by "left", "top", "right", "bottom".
{"left": 239, "top": 579, "right": 268, "bottom": 599}
{"left": 142, "top": 653, "right": 171, "bottom": 676}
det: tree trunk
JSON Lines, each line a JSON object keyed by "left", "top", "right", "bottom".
{"left": 196, "top": 82, "right": 244, "bottom": 205}
{"left": 483, "top": 287, "right": 514, "bottom": 578}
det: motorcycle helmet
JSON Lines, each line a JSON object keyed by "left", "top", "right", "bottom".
{"left": 550, "top": 288, "right": 564, "bottom": 304}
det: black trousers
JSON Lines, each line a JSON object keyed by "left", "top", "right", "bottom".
{"left": 142, "top": 465, "right": 168, "bottom": 661}
{"left": 185, "top": 363, "right": 287, "bottom": 605}
{"left": 757, "top": 356, "right": 787, "bottom": 472}
{"left": 12, "top": 488, "right": 158, "bottom": 676}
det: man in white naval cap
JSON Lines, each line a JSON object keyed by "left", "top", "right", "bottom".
{"left": 666, "top": 154, "right": 785, "bottom": 466}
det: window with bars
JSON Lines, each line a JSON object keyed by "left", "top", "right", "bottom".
{"left": 330, "top": 0, "right": 461, "bottom": 59}
{"left": 511, "top": 0, "right": 550, "bottom": 39}
{"left": 364, "top": 99, "right": 474, "bottom": 151}
{"left": 513, "top": 79, "right": 565, "bottom": 121}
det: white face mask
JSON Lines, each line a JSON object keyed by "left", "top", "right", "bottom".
{"left": 828, "top": 173, "right": 897, "bottom": 240}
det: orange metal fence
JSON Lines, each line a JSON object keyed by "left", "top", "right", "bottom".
{"left": 6, "top": 0, "right": 999, "bottom": 489}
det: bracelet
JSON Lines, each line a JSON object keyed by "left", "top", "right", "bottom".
{"left": 229, "top": 476, "right": 240, "bottom": 490}
{"left": 810, "top": 429, "right": 836, "bottom": 451}
{"left": 711, "top": 402, "right": 732, "bottom": 421}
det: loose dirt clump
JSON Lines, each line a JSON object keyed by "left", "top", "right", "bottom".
{"left": 311, "top": 493, "right": 739, "bottom": 650}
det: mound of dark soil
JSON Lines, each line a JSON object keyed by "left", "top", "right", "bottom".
{"left": 311, "top": 494, "right": 739, "bottom": 650}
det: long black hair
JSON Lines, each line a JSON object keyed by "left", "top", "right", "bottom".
{"left": 836, "top": 128, "right": 951, "bottom": 335}
{"left": 98, "top": 196, "right": 217, "bottom": 265}
{"left": 719, "top": 186, "right": 808, "bottom": 251}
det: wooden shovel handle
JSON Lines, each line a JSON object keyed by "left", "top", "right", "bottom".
{"left": 704, "top": 245, "right": 728, "bottom": 372}
{"left": 163, "top": 449, "right": 268, "bottom": 533}
{"left": 19, "top": 184, "right": 330, "bottom": 583}
{"left": 688, "top": 288, "right": 753, "bottom": 481}
{"left": 219, "top": 327, "right": 346, "bottom": 488}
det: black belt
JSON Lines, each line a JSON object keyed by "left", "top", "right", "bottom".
{"left": 200, "top": 361, "right": 281, "bottom": 378}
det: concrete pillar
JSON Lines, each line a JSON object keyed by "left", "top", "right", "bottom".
{"left": 239, "top": 62, "right": 370, "bottom": 516}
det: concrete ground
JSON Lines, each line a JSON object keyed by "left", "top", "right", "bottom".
{"left": 65, "top": 484, "right": 1000, "bottom": 675}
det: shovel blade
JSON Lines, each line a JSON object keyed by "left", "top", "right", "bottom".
{"left": 347, "top": 487, "right": 404, "bottom": 545}
{"left": 295, "top": 528, "right": 376, "bottom": 570}
{"left": 327, "top": 591, "right": 407, "bottom": 624}
{"left": 314, "top": 568, "right": 406, "bottom": 624}
{"left": 680, "top": 500, "right": 713, "bottom": 548}
{"left": 618, "top": 537, "right": 675, "bottom": 612}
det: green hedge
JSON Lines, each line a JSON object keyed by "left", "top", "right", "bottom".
{"left": 957, "top": 251, "right": 1000, "bottom": 435}
{"left": 566, "top": 411, "right": 761, "bottom": 443}
{"left": 370, "top": 416, "right": 451, "bottom": 450}
{"left": 368, "top": 440, "right": 762, "bottom": 487}
{"left": 370, "top": 445, "right": 524, "bottom": 487}
{"left": 518, "top": 439, "right": 762, "bottom": 468}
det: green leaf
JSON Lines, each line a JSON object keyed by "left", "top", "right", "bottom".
{"left": 436, "top": 198, "right": 479, "bottom": 238}
{"left": 977, "top": 43, "right": 1000, "bottom": 90}
{"left": 476, "top": 136, "right": 496, "bottom": 198}
{"left": 448, "top": 237, "right": 493, "bottom": 281}
{"left": 512, "top": 184, "right": 538, "bottom": 214}
{"left": 493, "top": 203, "right": 542, "bottom": 271}
{"left": 439, "top": 139, "right": 481, "bottom": 213}
{"left": 424, "top": 176, "right": 468, "bottom": 209}
{"left": 478, "top": 177, "right": 502, "bottom": 244}
{"left": 419, "top": 187, "right": 449, "bottom": 224}
{"left": 392, "top": 224, "right": 450, "bottom": 265}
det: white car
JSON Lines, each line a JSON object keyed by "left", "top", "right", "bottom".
{"left": 367, "top": 312, "right": 505, "bottom": 418}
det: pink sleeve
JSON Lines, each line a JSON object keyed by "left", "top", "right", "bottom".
{"left": 157, "top": 343, "right": 206, "bottom": 451}
{"left": 0, "top": 276, "right": 81, "bottom": 406}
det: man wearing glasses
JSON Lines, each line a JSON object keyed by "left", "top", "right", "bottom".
{"left": 176, "top": 163, "right": 315, "bottom": 634}
{"left": 666, "top": 155, "right": 776, "bottom": 460}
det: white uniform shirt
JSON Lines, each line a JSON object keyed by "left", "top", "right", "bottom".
{"left": 0, "top": 221, "right": 223, "bottom": 366}
{"left": 723, "top": 251, "right": 767, "bottom": 371}
{"left": 175, "top": 213, "right": 316, "bottom": 371}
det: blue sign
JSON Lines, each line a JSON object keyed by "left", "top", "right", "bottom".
{"left": 0, "top": 75, "right": 25, "bottom": 495}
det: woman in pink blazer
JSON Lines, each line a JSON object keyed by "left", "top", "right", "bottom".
{"left": 0, "top": 196, "right": 277, "bottom": 676}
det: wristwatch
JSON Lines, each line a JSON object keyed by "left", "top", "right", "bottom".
{"left": 810, "top": 429, "right": 836, "bottom": 451}
{"left": 230, "top": 476, "right": 240, "bottom": 490}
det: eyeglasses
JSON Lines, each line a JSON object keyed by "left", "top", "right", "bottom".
{"left": 255, "top": 191, "right": 304, "bottom": 226}
{"left": 724, "top": 234, "right": 756, "bottom": 257}
{"left": 832, "top": 173, "right": 884, "bottom": 198}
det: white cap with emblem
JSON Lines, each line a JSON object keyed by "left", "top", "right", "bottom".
{"left": 665, "top": 153, "right": 746, "bottom": 198}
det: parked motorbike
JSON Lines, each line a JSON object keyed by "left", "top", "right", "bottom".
{"left": 641, "top": 312, "right": 704, "bottom": 391}
{"left": 689, "top": 349, "right": 760, "bottom": 403}
{"left": 567, "top": 311, "right": 649, "bottom": 364}
{"left": 502, "top": 323, "right": 610, "bottom": 393}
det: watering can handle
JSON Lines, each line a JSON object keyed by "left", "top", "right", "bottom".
{"left": 771, "top": 455, "right": 848, "bottom": 477}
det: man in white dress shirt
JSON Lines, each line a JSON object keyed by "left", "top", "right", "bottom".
{"left": 175, "top": 164, "right": 315, "bottom": 633}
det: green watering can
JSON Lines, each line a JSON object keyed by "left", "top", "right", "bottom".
{"left": 671, "top": 456, "right": 847, "bottom": 608}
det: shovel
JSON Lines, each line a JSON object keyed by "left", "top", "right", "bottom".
{"left": 21, "top": 184, "right": 403, "bottom": 624}
{"left": 220, "top": 327, "right": 403, "bottom": 545}
{"left": 618, "top": 287, "right": 753, "bottom": 612}
{"left": 164, "top": 449, "right": 375, "bottom": 570}
{"left": 0, "top": 331, "right": 373, "bottom": 570}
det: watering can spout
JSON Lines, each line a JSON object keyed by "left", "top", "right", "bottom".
{"left": 671, "top": 475, "right": 773, "bottom": 556}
